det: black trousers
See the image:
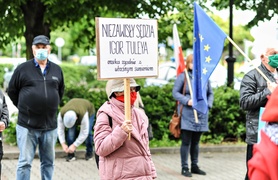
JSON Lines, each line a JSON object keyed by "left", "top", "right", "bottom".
{"left": 180, "top": 130, "right": 202, "bottom": 169}
{"left": 0, "top": 141, "right": 2, "bottom": 176}
{"left": 245, "top": 144, "right": 253, "bottom": 180}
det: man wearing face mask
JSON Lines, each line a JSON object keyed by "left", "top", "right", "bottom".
{"left": 7, "top": 35, "right": 65, "bottom": 180}
{"left": 239, "top": 47, "right": 278, "bottom": 180}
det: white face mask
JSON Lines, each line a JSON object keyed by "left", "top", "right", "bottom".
{"left": 35, "top": 49, "right": 48, "bottom": 61}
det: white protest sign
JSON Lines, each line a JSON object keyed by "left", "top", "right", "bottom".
{"left": 96, "top": 17, "right": 158, "bottom": 79}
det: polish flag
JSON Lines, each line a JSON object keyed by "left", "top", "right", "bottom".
{"left": 173, "top": 24, "right": 186, "bottom": 77}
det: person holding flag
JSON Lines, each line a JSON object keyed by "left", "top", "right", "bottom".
{"left": 173, "top": 1, "right": 232, "bottom": 177}
{"left": 173, "top": 53, "right": 213, "bottom": 177}
{"left": 240, "top": 47, "right": 278, "bottom": 180}
{"left": 192, "top": 1, "right": 277, "bottom": 179}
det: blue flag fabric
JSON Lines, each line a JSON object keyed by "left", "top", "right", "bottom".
{"left": 193, "top": 2, "right": 227, "bottom": 114}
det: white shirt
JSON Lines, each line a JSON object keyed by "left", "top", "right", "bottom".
{"left": 57, "top": 111, "right": 89, "bottom": 147}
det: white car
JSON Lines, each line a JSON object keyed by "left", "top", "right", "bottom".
{"left": 145, "top": 61, "right": 241, "bottom": 89}
{"left": 145, "top": 62, "right": 176, "bottom": 86}
{"left": 80, "top": 56, "right": 97, "bottom": 66}
{"left": 48, "top": 54, "right": 62, "bottom": 65}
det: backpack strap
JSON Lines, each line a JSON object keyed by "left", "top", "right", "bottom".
{"left": 108, "top": 114, "right": 112, "bottom": 128}
{"left": 95, "top": 113, "right": 112, "bottom": 169}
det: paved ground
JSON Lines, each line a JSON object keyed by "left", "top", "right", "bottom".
{"left": 1, "top": 144, "right": 246, "bottom": 180}
{"left": 2, "top": 94, "right": 247, "bottom": 180}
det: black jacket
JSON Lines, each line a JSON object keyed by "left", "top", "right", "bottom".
{"left": 8, "top": 59, "right": 64, "bottom": 130}
{"left": 0, "top": 90, "right": 9, "bottom": 139}
{"left": 239, "top": 64, "right": 277, "bottom": 144}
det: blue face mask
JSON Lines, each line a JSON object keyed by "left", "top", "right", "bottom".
{"left": 35, "top": 49, "right": 48, "bottom": 61}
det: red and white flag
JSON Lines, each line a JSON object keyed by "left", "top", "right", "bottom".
{"left": 173, "top": 24, "right": 185, "bottom": 77}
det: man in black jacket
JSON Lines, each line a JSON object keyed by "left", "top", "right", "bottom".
{"left": 8, "top": 35, "right": 65, "bottom": 180}
{"left": 239, "top": 47, "right": 278, "bottom": 180}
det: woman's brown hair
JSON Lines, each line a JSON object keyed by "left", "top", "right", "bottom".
{"left": 185, "top": 54, "right": 193, "bottom": 71}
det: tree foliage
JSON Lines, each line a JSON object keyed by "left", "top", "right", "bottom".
{"left": 0, "top": 0, "right": 175, "bottom": 59}
{"left": 0, "top": 0, "right": 271, "bottom": 60}
{"left": 157, "top": 1, "right": 254, "bottom": 62}
{"left": 211, "top": 0, "right": 278, "bottom": 28}
{"left": 157, "top": 1, "right": 195, "bottom": 49}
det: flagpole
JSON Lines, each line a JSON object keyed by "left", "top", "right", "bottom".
{"left": 184, "top": 70, "right": 199, "bottom": 123}
{"left": 226, "top": 36, "right": 271, "bottom": 83}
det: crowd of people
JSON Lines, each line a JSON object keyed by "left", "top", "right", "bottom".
{"left": 1, "top": 34, "right": 277, "bottom": 180}
{"left": 4, "top": 35, "right": 157, "bottom": 180}
{"left": 172, "top": 47, "right": 278, "bottom": 179}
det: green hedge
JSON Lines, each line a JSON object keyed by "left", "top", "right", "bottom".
{"left": 3, "top": 63, "right": 246, "bottom": 146}
{"left": 60, "top": 79, "right": 246, "bottom": 145}
{"left": 205, "top": 86, "right": 246, "bottom": 144}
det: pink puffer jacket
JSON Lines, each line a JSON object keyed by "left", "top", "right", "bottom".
{"left": 94, "top": 98, "right": 157, "bottom": 180}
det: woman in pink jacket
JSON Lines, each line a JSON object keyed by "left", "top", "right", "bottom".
{"left": 94, "top": 78, "right": 157, "bottom": 180}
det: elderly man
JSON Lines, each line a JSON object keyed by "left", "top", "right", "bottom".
{"left": 240, "top": 47, "right": 278, "bottom": 180}
{"left": 8, "top": 35, "right": 65, "bottom": 180}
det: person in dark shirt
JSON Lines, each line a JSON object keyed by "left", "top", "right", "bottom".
{"left": 8, "top": 35, "right": 65, "bottom": 180}
{"left": 240, "top": 47, "right": 278, "bottom": 180}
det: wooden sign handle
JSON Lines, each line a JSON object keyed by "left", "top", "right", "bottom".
{"left": 124, "top": 79, "right": 131, "bottom": 140}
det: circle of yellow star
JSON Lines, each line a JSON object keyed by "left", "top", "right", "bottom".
{"left": 205, "top": 56, "right": 212, "bottom": 63}
{"left": 204, "top": 44, "right": 210, "bottom": 51}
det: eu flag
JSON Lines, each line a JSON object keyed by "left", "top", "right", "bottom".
{"left": 193, "top": 2, "right": 227, "bottom": 114}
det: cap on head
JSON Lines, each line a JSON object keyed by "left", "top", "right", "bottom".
{"left": 108, "top": 78, "right": 140, "bottom": 99}
{"left": 261, "top": 87, "right": 278, "bottom": 122}
{"left": 63, "top": 110, "right": 77, "bottom": 128}
{"left": 32, "top": 35, "right": 50, "bottom": 45}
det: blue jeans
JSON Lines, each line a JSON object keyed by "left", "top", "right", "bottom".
{"left": 180, "top": 130, "right": 202, "bottom": 169}
{"left": 16, "top": 124, "right": 57, "bottom": 180}
{"left": 66, "top": 114, "right": 95, "bottom": 154}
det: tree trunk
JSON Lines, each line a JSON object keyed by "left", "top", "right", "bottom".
{"left": 21, "top": 1, "right": 50, "bottom": 60}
